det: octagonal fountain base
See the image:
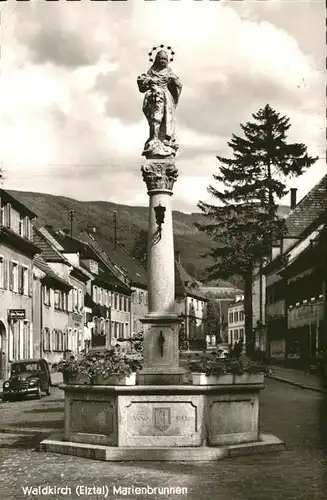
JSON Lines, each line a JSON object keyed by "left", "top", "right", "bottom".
{"left": 40, "top": 383, "right": 285, "bottom": 461}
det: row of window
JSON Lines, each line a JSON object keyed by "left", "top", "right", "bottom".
{"left": 44, "top": 286, "right": 83, "bottom": 312}
{"left": 43, "top": 328, "right": 83, "bottom": 353}
{"left": 132, "top": 290, "right": 148, "bottom": 306}
{"left": 42, "top": 320, "right": 131, "bottom": 354}
{"left": 43, "top": 328, "right": 67, "bottom": 352}
{"left": 92, "top": 285, "right": 131, "bottom": 312}
{"left": 189, "top": 298, "right": 206, "bottom": 311}
{"left": 0, "top": 203, "right": 32, "bottom": 240}
{"left": 0, "top": 257, "right": 30, "bottom": 295}
{"left": 229, "top": 310, "right": 244, "bottom": 324}
{"left": 229, "top": 328, "right": 244, "bottom": 343}
{"left": 92, "top": 319, "right": 129, "bottom": 339}
{"left": 112, "top": 321, "right": 129, "bottom": 339}
{"left": 8, "top": 320, "right": 30, "bottom": 361}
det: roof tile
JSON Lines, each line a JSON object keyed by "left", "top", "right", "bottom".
{"left": 286, "top": 174, "right": 327, "bottom": 237}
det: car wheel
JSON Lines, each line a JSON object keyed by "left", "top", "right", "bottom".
{"left": 45, "top": 384, "right": 51, "bottom": 396}
{"left": 35, "top": 386, "right": 42, "bottom": 400}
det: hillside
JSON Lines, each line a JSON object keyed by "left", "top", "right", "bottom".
{"left": 8, "top": 190, "right": 290, "bottom": 282}
{"left": 8, "top": 190, "right": 216, "bottom": 280}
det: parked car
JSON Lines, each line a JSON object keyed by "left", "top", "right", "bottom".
{"left": 2, "top": 358, "right": 51, "bottom": 401}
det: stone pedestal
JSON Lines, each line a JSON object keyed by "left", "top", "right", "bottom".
{"left": 138, "top": 314, "right": 185, "bottom": 385}
{"left": 40, "top": 382, "right": 285, "bottom": 460}
{"left": 140, "top": 160, "right": 186, "bottom": 384}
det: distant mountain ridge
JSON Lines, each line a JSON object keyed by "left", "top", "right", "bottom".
{"left": 7, "top": 190, "right": 290, "bottom": 282}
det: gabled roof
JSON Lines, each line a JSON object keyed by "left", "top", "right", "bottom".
{"left": 285, "top": 174, "right": 327, "bottom": 237}
{"left": 33, "top": 254, "right": 72, "bottom": 290}
{"left": 1, "top": 189, "right": 37, "bottom": 218}
{"left": 36, "top": 227, "right": 91, "bottom": 283}
{"left": 0, "top": 226, "right": 40, "bottom": 258}
{"left": 79, "top": 232, "right": 147, "bottom": 289}
{"left": 175, "top": 260, "right": 207, "bottom": 300}
{"left": 33, "top": 227, "right": 67, "bottom": 263}
{"left": 93, "top": 270, "right": 131, "bottom": 295}
{"left": 46, "top": 229, "right": 96, "bottom": 259}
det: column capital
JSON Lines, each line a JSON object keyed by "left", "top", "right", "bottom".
{"left": 141, "top": 161, "right": 178, "bottom": 192}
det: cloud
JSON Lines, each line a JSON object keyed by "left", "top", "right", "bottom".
{"left": 0, "top": 0, "right": 324, "bottom": 213}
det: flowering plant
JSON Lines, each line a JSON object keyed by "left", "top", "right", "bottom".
{"left": 58, "top": 349, "right": 143, "bottom": 381}
{"left": 79, "top": 349, "right": 142, "bottom": 378}
{"left": 188, "top": 352, "right": 271, "bottom": 376}
{"left": 131, "top": 331, "right": 144, "bottom": 353}
{"left": 58, "top": 356, "right": 81, "bottom": 376}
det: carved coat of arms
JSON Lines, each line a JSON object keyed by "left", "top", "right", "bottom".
{"left": 152, "top": 407, "right": 171, "bottom": 431}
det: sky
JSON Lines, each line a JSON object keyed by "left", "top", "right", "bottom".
{"left": 0, "top": 0, "right": 325, "bottom": 214}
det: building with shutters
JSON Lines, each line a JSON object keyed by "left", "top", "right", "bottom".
{"left": 174, "top": 252, "right": 208, "bottom": 350}
{"left": 77, "top": 231, "right": 135, "bottom": 344}
{"left": 227, "top": 298, "right": 245, "bottom": 347}
{"left": 0, "top": 189, "right": 39, "bottom": 379}
{"left": 33, "top": 227, "right": 89, "bottom": 363}
{"left": 199, "top": 281, "right": 243, "bottom": 345}
{"left": 263, "top": 175, "right": 327, "bottom": 366}
{"left": 38, "top": 228, "right": 132, "bottom": 351}
{"left": 77, "top": 230, "right": 146, "bottom": 338}
{"left": 33, "top": 254, "right": 72, "bottom": 366}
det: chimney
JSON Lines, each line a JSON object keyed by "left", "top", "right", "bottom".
{"left": 62, "top": 228, "right": 70, "bottom": 235}
{"left": 290, "top": 188, "right": 297, "bottom": 209}
{"left": 175, "top": 250, "right": 181, "bottom": 263}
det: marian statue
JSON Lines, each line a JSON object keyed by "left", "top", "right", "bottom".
{"left": 137, "top": 46, "right": 182, "bottom": 159}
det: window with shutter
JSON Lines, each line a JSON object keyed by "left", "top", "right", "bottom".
{"left": 9, "top": 261, "right": 13, "bottom": 291}
{"left": 6, "top": 204, "right": 11, "bottom": 228}
{"left": 18, "top": 264, "right": 23, "bottom": 294}
{"left": 23, "top": 267, "right": 29, "bottom": 296}
{"left": 0, "top": 257, "right": 4, "bottom": 289}
{"left": 67, "top": 290, "right": 73, "bottom": 311}
{"left": 13, "top": 263, "right": 19, "bottom": 292}
{"left": 3, "top": 259, "right": 8, "bottom": 289}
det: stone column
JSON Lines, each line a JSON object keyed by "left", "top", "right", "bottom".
{"left": 138, "top": 160, "right": 186, "bottom": 385}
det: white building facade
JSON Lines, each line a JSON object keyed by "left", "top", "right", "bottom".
{"left": 228, "top": 299, "right": 245, "bottom": 346}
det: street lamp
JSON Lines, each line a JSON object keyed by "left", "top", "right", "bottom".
{"left": 154, "top": 203, "right": 166, "bottom": 235}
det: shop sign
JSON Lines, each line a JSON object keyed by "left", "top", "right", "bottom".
{"left": 8, "top": 309, "right": 26, "bottom": 320}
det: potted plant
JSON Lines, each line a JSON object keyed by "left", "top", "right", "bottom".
{"left": 188, "top": 352, "right": 269, "bottom": 385}
{"left": 58, "top": 356, "right": 91, "bottom": 385}
{"left": 188, "top": 353, "right": 233, "bottom": 385}
{"left": 84, "top": 349, "right": 142, "bottom": 386}
{"left": 230, "top": 355, "right": 266, "bottom": 384}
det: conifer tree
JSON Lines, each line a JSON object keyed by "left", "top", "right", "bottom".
{"left": 197, "top": 104, "right": 317, "bottom": 357}
{"left": 131, "top": 229, "right": 148, "bottom": 265}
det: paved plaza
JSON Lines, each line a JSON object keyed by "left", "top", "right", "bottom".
{"left": 0, "top": 379, "right": 326, "bottom": 500}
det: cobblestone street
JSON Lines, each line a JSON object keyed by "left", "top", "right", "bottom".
{"left": 0, "top": 380, "right": 326, "bottom": 500}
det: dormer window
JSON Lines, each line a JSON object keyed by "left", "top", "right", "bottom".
{"left": 23, "top": 216, "right": 31, "bottom": 240}
{"left": 90, "top": 260, "right": 99, "bottom": 274}
{"left": 0, "top": 206, "right": 4, "bottom": 226}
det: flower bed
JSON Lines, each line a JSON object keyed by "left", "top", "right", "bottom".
{"left": 58, "top": 348, "right": 142, "bottom": 386}
{"left": 188, "top": 350, "right": 270, "bottom": 386}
